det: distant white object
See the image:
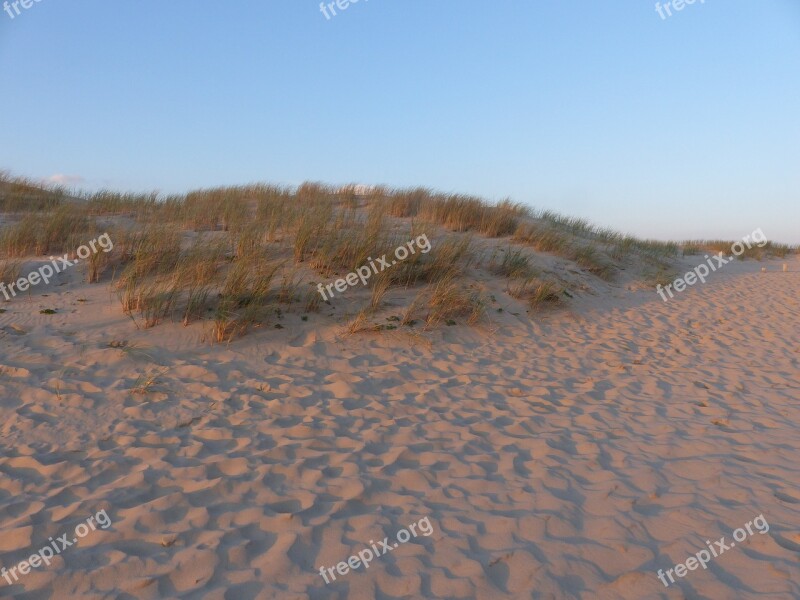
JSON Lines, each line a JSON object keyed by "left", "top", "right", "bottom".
{"left": 762, "top": 267, "right": 767, "bottom": 273}
{"left": 338, "top": 184, "right": 376, "bottom": 197}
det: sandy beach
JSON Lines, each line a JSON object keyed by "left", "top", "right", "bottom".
{"left": 3, "top": 2, "right": 800, "bottom": 597}
{"left": 1, "top": 250, "right": 798, "bottom": 599}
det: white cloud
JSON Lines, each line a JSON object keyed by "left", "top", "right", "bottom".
{"left": 45, "top": 174, "right": 85, "bottom": 186}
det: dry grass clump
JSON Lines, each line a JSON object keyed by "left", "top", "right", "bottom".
{"left": 85, "top": 190, "right": 161, "bottom": 220}
{"left": 515, "top": 218, "right": 677, "bottom": 277}
{"left": 182, "top": 187, "right": 250, "bottom": 232}
{"left": 417, "top": 194, "right": 480, "bottom": 231}
{"left": 425, "top": 274, "right": 486, "bottom": 328}
{"left": 642, "top": 266, "right": 677, "bottom": 288}
{"left": 384, "top": 187, "right": 430, "bottom": 218}
{"left": 611, "top": 236, "right": 679, "bottom": 261}
{"left": 372, "top": 187, "right": 529, "bottom": 237}
{"left": 681, "top": 239, "right": 795, "bottom": 260}
{"left": 85, "top": 246, "right": 112, "bottom": 283}
{"left": 767, "top": 243, "right": 795, "bottom": 258}
{"left": 116, "top": 227, "right": 183, "bottom": 281}
{"left": 417, "top": 195, "right": 528, "bottom": 237}
{"left": 254, "top": 185, "right": 297, "bottom": 240}
{"left": 341, "top": 230, "right": 483, "bottom": 328}
{"left": 528, "top": 210, "right": 679, "bottom": 265}
{"left": 112, "top": 223, "right": 281, "bottom": 339}
{"left": 92, "top": 184, "right": 288, "bottom": 231}
{"left": 118, "top": 272, "right": 182, "bottom": 328}
{"left": 212, "top": 259, "right": 281, "bottom": 342}
{"left": 489, "top": 247, "right": 537, "bottom": 279}
{"left": 512, "top": 221, "right": 614, "bottom": 280}
{"left": 0, "top": 258, "right": 22, "bottom": 284}
{"left": 537, "top": 210, "right": 618, "bottom": 243}
{"left": 115, "top": 227, "right": 186, "bottom": 325}
{"left": 0, "top": 171, "right": 66, "bottom": 212}
{"left": 308, "top": 205, "right": 388, "bottom": 275}
{"left": 570, "top": 245, "right": 614, "bottom": 280}
{"left": 512, "top": 222, "right": 572, "bottom": 254}
{"left": 682, "top": 243, "right": 702, "bottom": 256}
{"left": 509, "top": 277, "right": 565, "bottom": 310}
{"left": 176, "top": 240, "right": 227, "bottom": 325}
{"left": 297, "top": 182, "right": 337, "bottom": 203}
{"left": 0, "top": 207, "right": 93, "bottom": 257}
{"left": 489, "top": 246, "right": 570, "bottom": 311}
{"left": 293, "top": 199, "right": 335, "bottom": 263}
{"left": 370, "top": 270, "right": 392, "bottom": 311}
{"left": 494, "top": 245, "right": 568, "bottom": 310}
{"left": 391, "top": 234, "right": 474, "bottom": 286}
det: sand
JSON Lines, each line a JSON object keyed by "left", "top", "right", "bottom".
{"left": 1, "top": 256, "right": 798, "bottom": 599}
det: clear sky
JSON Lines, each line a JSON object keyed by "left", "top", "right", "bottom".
{"left": 1, "top": 1, "right": 798, "bottom": 243}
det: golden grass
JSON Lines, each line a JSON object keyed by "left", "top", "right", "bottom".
{"left": 0, "top": 207, "right": 93, "bottom": 258}
{"left": 7, "top": 173, "right": 792, "bottom": 342}
{"left": 571, "top": 245, "right": 614, "bottom": 280}
{"left": 416, "top": 195, "right": 528, "bottom": 237}
{"left": 509, "top": 277, "right": 565, "bottom": 310}
{"left": 425, "top": 274, "right": 486, "bottom": 328}
{"left": 308, "top": 204, "right": 386, "bottom": 275}
{"left": 642, "top": 266, "right": 677, "bottom": 288}
{"left": 0, "top": 258, "right": 22, "bottom": 284}
{"left": 0, "top": 171, "right": 66, "bottom": 212}
{"left": 393, "top": 235, "right": 474, "bottom": 286}
{"left": 681, "top": 239, "right": 794, "bottom": 260}
{"left": 512, "top": 222, "right": 571, "bottom": 254}
{"left": 489, "top": 247, "right": 537, "bottom": 279}
{"left": 211, "top": 259, "right": 281, "bottom": 342}
{"left": 370, "top": 270, "right": 392, "bottom": 311}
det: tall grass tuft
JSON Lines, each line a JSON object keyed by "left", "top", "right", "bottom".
{"left": 509, "top": 278, "right": 565, "bottom": 310}
{"left": 425, "top": 274, "right": 486, "bottom": 328}
{"left": 0, "top": 207, "right": 92, "bottom": 258}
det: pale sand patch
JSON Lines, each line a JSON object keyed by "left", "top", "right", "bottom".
{"left": 0, "top": 259, "right": 798, "bottom": 598}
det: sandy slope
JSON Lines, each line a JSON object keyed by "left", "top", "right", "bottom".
{"left": 0, "top": 257, "right": 798, "bottom": 599}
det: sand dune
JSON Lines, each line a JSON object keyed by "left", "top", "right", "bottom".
{"left": 1, "top": 258, "right": 799, "bottom": 599}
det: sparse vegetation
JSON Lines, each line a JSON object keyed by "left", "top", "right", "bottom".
{"left": 680, "top": 239, "right": 794, "bottom": 260}
{"left": 490, "top": 247, "right": 537, "bottom": 279}
{"left": 425, "top": 275, "right": 486, "bottom": 329}
{"left": 1, "top": 172, "right": 794, "bottom": 342}
{"left": 509, "top": 278, "right": 565, "bottom": 310}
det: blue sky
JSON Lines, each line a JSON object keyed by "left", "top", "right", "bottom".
{"left": 1, "top": 1, "right": 798, "bottom": 243}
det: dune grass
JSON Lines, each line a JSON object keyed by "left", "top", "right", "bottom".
{"left": 2, "top": 172, "right": 796, "bottom": 342}
{"left": 509, "top": 278, "right": 565, "bottom": 310}
{"left": 0, "top": 171, "right": 66, "bottom": 213}
{"left": 0, "top": 207, "right": 94, "bottom": 258}
{"left": 489, "top": 247, "right": 537, "bottom": 280}
{"left": 681, "top": 239, "right": 794, "bottom": 260}
{"left": 424, "top": 274, "right": 486, "bottom": 328}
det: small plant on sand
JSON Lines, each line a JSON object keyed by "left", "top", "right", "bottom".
{"left": 0, "top": 259, "right": 22, "bottom": 283}
{"left": 85, "top": 245, "right": 112, "bottom": 283}
{"left": 304, "top": 286, "right": 322, "bottom": 312}
{"left": 490, "top": 247, "right": 537, "bottom": 279}
{"left": 643, "top": 266, "right": 677, "bottom": 288}
{"left": 210, "top": 259, "right": 280, "bottom": 342}
{"left": 131, "top": 367, "right": 171, "bottom": 395}
{"left": 571, "top": 245, "right": 614, "bottom": 280}
{"left": 512, "top": 222, "right": 571, "bottom": 254}
{"left": 370, "top": 270, "right": 392, "bottom": 311}
{"left": 425, "top": 275, "right": 486, "bottom": 329}
{"left": 400, "top": 290, "right": 425, "bottom": 327}
{"left": 509, "top": 278, "right": 565, "bottom": 310}
{"left": 344, "top": 308, "right": 371, "bottom": 336}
